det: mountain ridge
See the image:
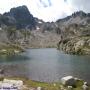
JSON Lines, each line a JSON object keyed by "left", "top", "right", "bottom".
{"left": 0, "top": 5, "right": 90, "bottom": 54}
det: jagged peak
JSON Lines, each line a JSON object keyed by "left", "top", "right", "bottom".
{"left": 72, "top": 11, "right": 87, "bottom": 17}
{"left": 56, "top": 11, "right": 89, "bottom": 22}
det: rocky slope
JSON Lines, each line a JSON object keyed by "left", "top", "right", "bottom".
{"left": 0, "top": 5, "right": 90, "bottom": 54}
{"left": 0, "top": 5, "right": 61, "bottom": 51}
{"left": 56, "top": 11, "right": 90, "bottom": 54}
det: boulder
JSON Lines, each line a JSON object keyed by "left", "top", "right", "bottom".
{"left": 3, "top": 79, "right": 23, "bottom": 89}
{"left": 61, "top": 76, "right": 76, "bottom": 86}
{"left": 82, "top": 84, "right": 89, "bottom": 90}
{"left": 0, "top": 69, "right": 4, "bottom": 74}
{"left": 67, "top": 86, "right": 73, "bottom": 90}
{"left": 0, "top": 69, "right": 4, "bottom": 81}
{"left": 37, "top": 87, "right": 42, "bottom": 90}
{"left": 0, "top": 82, "right": 17, "bottom": 90}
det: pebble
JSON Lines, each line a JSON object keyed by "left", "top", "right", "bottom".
{"left": 67, "top": 86, "right": 73, "bottom": 90}
{"left": 37, "top": 87, "right": 42, "bottom": 90}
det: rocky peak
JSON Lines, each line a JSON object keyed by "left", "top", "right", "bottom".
{"left": 72, "top": 11, "right": 87, "bottom": 18}
{"left": 3, "top": 5, "right": 37, "bottom": 29}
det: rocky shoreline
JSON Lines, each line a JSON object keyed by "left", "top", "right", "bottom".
{"left": 58, "top": 36, "right": 90, "bottom": 55}
{"left": 0, "top": 76, "right": 89, "bottom": 90}
{"left": 0, "top": 44, "right": 25, "bottom": 56}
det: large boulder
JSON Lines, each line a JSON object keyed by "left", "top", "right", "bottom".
{"left": 3, "top": 79, "right": 23, "bottom": 89}
{"left": 61, "top": 76, "right": 76, "bottom": 86}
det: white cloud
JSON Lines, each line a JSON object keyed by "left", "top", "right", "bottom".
{"left": 0, "top": 0, "right": 90, "bottom": 22}
{"left": 67, "top": 0, "right": 90, "bottom": 13}
{"left": 28, "top": 0, "right": 74, "bottom": 21}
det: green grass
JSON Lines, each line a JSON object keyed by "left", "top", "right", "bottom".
{"left": 4, "top": 77, "right": 90, "bottom": 90}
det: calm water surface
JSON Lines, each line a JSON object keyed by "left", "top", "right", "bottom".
{"left": 0, "top": 48, "right": 90, "bottom": 82}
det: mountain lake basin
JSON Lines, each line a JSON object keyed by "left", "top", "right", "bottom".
{"left": 0, "top": 48, "right": 90, "bottom": 83}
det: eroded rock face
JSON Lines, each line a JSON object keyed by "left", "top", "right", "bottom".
{"left": 58, "top": 36, "right": 90, "bottom": 55}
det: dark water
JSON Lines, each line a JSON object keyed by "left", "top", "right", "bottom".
{"left": 0, "top": 48, "right": 90, "bottom": 83}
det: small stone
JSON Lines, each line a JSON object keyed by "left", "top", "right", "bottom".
{"left": 82, "top": 84, "right": 89, "bottom": 90}
{"left": 37, "top": 87, "right": 42, "bottom": 90}
{"left": 74, "top": 78, "right": 78, "bottom": 81}
{"left": 0, "top": 69, "right": 4, "bottom": 81}
{"left": 53, "top": 83, "right": 56, "bottom": 86}
{"left": 60, "top": 85, "right": 64, "bottom": 90}
{"left": 0, "top": 69, "right": 4, "bottom": 74}
{"left": 67, "top": 86, "right": 73, "bottom": 90}
{"left": 84, "top": 82, "right": 88, "bottom": 85}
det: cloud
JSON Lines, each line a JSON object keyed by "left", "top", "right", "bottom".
{"left": 28, "top": 0, "right": 74, "bottom": 21}
{"left": 67, "top": 0, "right": 90, "bottom": 12}
{"left": 39, "top": 0, "right": 52, "bottom": 7}
{"left": 0, "top": 0, "right": 90, "bottom": 22}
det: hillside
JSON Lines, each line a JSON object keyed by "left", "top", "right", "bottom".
{"left": 56, "top": 11, "right": 90, "bottom": 54}
{"left": 0, "top": 6, "right": 90, "bottom": 54}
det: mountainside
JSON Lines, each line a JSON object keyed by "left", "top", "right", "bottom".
{"left": 0, "top": 6, "right": 90, "bottom": 54}
{"left": 56, "top": 11, "right": 90, "bottom": 54}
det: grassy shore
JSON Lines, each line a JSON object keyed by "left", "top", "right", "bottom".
{"left": 5, "top": 77, "right": 90, "bottom": 90}
{"left": 0, "top": 43, "right": 25, "bottom": 55}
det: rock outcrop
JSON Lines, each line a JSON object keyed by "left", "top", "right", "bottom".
{"left": 58, "top": 36, "right": 90, "bottom": 55}
{"left": 61, "top": 76, "right": 76, "bottom": 86}
{"left": 57, "top": 11, "right": 90, "bottom": 54}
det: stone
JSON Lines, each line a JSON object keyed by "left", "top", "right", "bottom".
{"left": 37, "top": 87, "right": 42, "bottom": 90}
{"left": 0, "top": 82, "right": 17, "bottom": 90}
{"left": 14, "top": 50, "right": 20, "bottom": 53}
{"left": 61, "top": 76, "right": 76, "bottom": 86}
{"left": 0, "top": 74, "right": 4, "bottom": 81}
{"left": 0, "top": 69, "right": 4, "bottom": 74}
{"left": 0, "top": 69, "right": 4, "bottom": 81}
{"left": 1, "top": 49, "right": 7, "bottom": 52}
{"left": 67, "top": 86, "right": 73, "bottom": 90}
{"left": 76, "top": 40, "right": 85, "bottom": 46}
{"left": 60, "top": 85, "right": 64, "bottom": 90}
{"left": 84, "top": 82, "right": 88, "bottom": 86}
{"left": 53, "top": 83, "right": 56, "bottom": 86}
{"left": 3, "top": 79, "right": 23, "bottom": 89}
{"left": 82, "top": 84, "right": 89, "bottom": 90}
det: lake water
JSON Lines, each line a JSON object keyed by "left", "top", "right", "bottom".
{"left": 0, "top": 48, "right": 90, "bottom": 83}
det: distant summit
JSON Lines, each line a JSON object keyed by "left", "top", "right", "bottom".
{"left": 0, "top": 6, "right": 90, "bottom": 31}
{"left": 0, "top": 5, "right": 37, "bottom": 29}
{"left": 56, "top": 11, "right": 90, "bottom": 25}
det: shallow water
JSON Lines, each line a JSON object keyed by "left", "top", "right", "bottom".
{"left": 0, "top": 48, "right": 90, "bottom": 82}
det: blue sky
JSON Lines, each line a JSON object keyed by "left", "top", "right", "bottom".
{"left": 0, "top": 0, "right": 90, "bottom": 22}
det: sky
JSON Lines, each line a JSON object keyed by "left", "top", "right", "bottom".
{"left": 0, "top": 0, "right": 90, "bottom": 22}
